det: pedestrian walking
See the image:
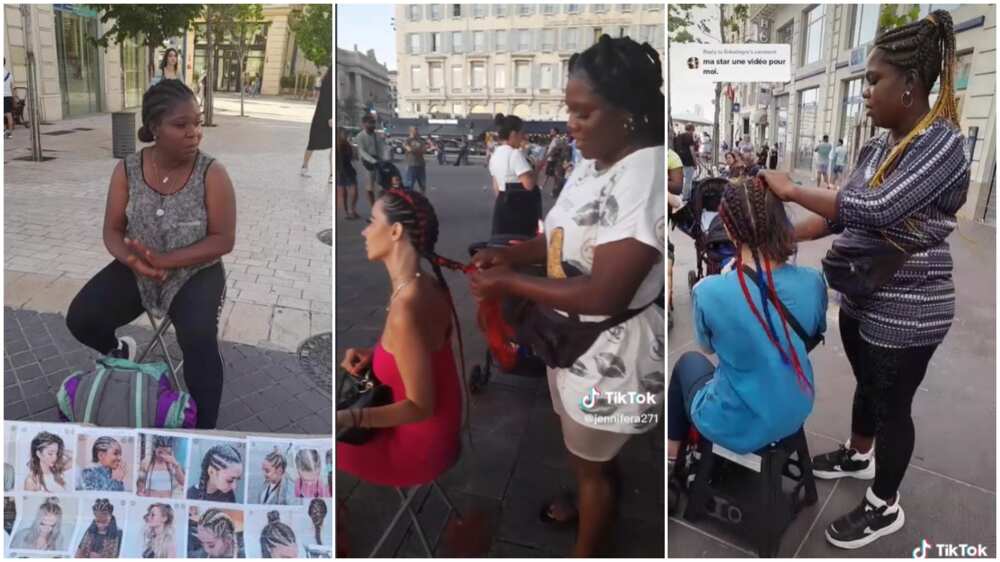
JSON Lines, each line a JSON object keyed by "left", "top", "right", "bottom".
{"left": 65, "top": 79, "right": 236, "bottom": 430}
{"left": 4, "top": 58, "right": 13, "bottom": 139}
{"left": 354, "top": 114, "right": 385, "bottom": 209}
{"left": 831, "top": 139, "right": 849, "bottom": 187}
{"left": 300, "top": 69, "right": 332, "bottom": 183}
{"left": 759, "top": 10, "right": 968, "bottom": 550}
{"left": 813, "top": 134, "right": 833, "bottom": 187}
{"left": 435, "top": 138, "right": 447, "bottom": 165}
{"left": 403, "top": 126, "right": 428, "bottom": 193}
{"left": 486, "top": 114, "right": 541, "bottom": 236}
{"left": 336, "top": 127, "right": 360, "bottom": 219}
{"left": 738, "top": 134, "right": 754, "bottom": 161}
{"left": 768, "top": 145, "right": 778, "bottom": 170}
{"left": 150, "top": 48, "right": 183, "bottom": 88}
{"left": 672, "top": 124, "right": 697, "bottom": 201}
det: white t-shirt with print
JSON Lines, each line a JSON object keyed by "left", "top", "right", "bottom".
{"left": 543, "top": 146, "right": 666, "bottom": 434}
{"left": 489, "top": 144, "right": 531, "bottom": 191}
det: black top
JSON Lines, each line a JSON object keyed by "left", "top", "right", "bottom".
{"left": 673, "top": 132, "right": 696, "bottom": 166}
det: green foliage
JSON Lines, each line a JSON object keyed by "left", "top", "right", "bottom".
{"left": 879, "top": 4, "right": 922, "bottom": 32}
{"left": 668, "top": 4, "right": 706, "bottom": 43}
{"left": 86, "top": 4, "right": 203, "bottom": 50}
{"left": 289, "top": 4, "right": 332, "bottom": 68}
{"left": 203, "top": 4, "right": 265, "bottom": 43}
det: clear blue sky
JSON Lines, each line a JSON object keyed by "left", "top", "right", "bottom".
{"left": 336, "top": 4, "right": 397, "bottom": 70}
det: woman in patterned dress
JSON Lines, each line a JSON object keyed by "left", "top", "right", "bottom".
{"left": 469, "top": 35, "right": 665, "bottom": 556}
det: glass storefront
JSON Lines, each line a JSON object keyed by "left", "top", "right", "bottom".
{"left": 775, "top": 94, "right": 789, "bottom": 166}
{"left": 55, "top": 7, "right": 102, "bottom": 117}
{"left": 122, "top": 38, "right": 147, "bottom": 109}
{"left": 795, "top": 87, "right": 818, "bottom": 170}
{"left": 192, "top": 23, "right": 269, "bottom": 93}
{"left": 839, "top": 77, "right": 869, "bottom": 165}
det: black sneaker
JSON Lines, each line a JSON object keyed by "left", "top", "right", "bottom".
{"left": 812, "top": 442, "right": 875, "bottom": 480}
{"left": 109, "top": 336, "right": 136, "bottom": 361}
{"left": 826, "top": 487, "right": 905, "bottom": 549}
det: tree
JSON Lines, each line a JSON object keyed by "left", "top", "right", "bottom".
{"left": 88, "top": 4, "right": 203, "bottom": 86}
{"left": 667, "top": 4, "right": 706, "bottom": 145}
{"left": 288, "top": 4, "right": 332, "bottom": 68}
{"left": 199, "top": 5, "right": 264, "bottom": 125}
{"left": 879, "top": 4, "right": 922, "bottom": 32}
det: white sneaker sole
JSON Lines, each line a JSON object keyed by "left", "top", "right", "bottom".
{"left": 119, "top": 336, "right": 137, "bottom": 362}
{"left": 813, "top": 459, "right": 876, "bottom": 480}
{"left": 825, "top": 506, "right": 905, "bottom": 550}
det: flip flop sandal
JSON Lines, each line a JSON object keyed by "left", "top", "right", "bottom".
{"left": 538, "top": 492, "right": 579, "bottom": 526}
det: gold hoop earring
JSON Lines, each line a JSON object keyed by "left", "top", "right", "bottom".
{"left": 901, "top": 90, "right": 914, "bottom": 109}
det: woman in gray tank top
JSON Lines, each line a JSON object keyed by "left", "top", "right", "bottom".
{"left": 66, "top": 80, "right": 236, "bottom": 429}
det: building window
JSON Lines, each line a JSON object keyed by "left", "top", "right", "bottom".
{"left": 471, "top": 62, "right": 486, "bottom": 89}
{"left": 518, "top": 29, "right": 531, "bottom": 51}
{"left": 408, "top": 33, "right": 421, "bottom": 55}
{"left": 542, "top": 29, "right": 556, "bottom": 51}
{"left": 431, "top": 32, "right": 442, "bottom": 53}
{"left": 452, "top": 31, "right": 464, "bottom": 53}
{"left": 474, "top": 31, "right": 486, "bottom": 52}
{"left": 839, "top": 77, "right": 865, "bottom": 160}
{"left": 515, "top": 61, "right": 531, "bottom": 90}
{"left": 619, "top": 4, "right": 633, "bottom": 12}
{"left": 452, "top": 4, "right": 462, "bottom": 17}
{"left": 644, "top": 4, "right": 661, "bottom": 11}
{"left": 518, "top": 4, "right": 533, "bottom": 16}
{"left": 642, "top": 25, "right": 657, "bottom": 43}
{"left": 472, "top": 4, "right": 486, "bottom": 18}
{"left": 408, "top": 5, "right": 421, "bottom": 21}
{"left": 796, "top": 87, "right": 818, "bottom": 169}
{"left": 410, "top": 66, "right": 423, "bottom": 91}
{"left": 776, "top": 21, "right": 793, "bottom": 47}
{"left": 430, "top": 4, "right": 442, "bottom": 20}
{"left": 561, "top": 60, "right": 569, "bottom": 90}
{"left": 495, "top": 30, "right": 507, "bottom": 51}
{"left": 592, "top": 27, "right": 604, "bottom": 45}
{"left": 453, "top": 103, "right": 464, "bottom": 115}
{"left": 543, "top": 4, "right": 557, "bottom": 15}
{"left": 540, "top": 64, "right": 554, "bottom": 90}
{"left": 452, "top": 65, "right": 463, "bottom": 91}
{"left": 430, "top": 63, "right": 444, "bottom": 90}
{"left": 851, "top": 4, "right": 878, "bottom": 48}
{"left": 566, "top": 4, "right": 581, "bottom": 14}
{"left": 493, "top": 4, "right": 507, "bottom": 17}
{"left": 494, "top": 65, "right": 506, "bottom": 90}
{"left": 413, "top": 102, "right": 421, "bottom": 113}
{"left": 564, "top": 28, "right": 578, "bottom": 50}
{"left": 592, "top": 4, "right": 607, "bottom": 13}
{"left": 803, "top": 5, "right": 825, "bottom": 65}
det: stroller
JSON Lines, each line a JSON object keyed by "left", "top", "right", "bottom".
{"left": 466, "top": 235, "right": 546, "bottom": 393}
{"left": 670, "top": 177, "right": 737, "bottom": 292}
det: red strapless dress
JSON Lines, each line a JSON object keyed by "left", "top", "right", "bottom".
{"left": 337, "top": 339, "right": 462, "bottom": 487}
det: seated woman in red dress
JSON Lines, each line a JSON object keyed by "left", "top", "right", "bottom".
{"left": 336, "top": 189, "right": 465, "bottom": 488}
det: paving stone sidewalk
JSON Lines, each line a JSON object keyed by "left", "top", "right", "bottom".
{"left": 335, "top": 162, "right": 665, "bottom": 557}
{"left": 4, "top": 306, "right": 331, "bottom": 435}
{"left": 668, "top": 201, "right": 996, "bottom": 557}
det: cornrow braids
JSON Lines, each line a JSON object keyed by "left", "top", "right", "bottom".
{"left": 198, "top": 508, "right": 236, "bottom": 554}
{"left": 138, "top": 79, "right": 197, "bottom": 143}
{"left": 719, "top": 178, "right": 812, "bottom": 395}
{"left": 260, "top": 511, "right": 297, "bottom": 558}
{"left": 307, "top": 499, "right": 327, "bottom": 545}
{"left": 198, "top": 445, "right": 242, "bottom": 494}
{"left": 870, "top": 10, "right": 959, "bottom": 188}
{"left": 380, "top": 189, "right": 472, "bottom": 433}
{"left": 568, "top": 34, "right": 665, "bottom": 146}
{"left": 91, "top": 436, "right": 120, "bottom": 463}
{"left": 265, "top": 449, "right": 287, "bottom": 473}
{"left": 295, "top": 449, "right": 320, "bottom": 473}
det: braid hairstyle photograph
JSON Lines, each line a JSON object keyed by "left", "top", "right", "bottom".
{"left": 380, "top": 189, "right": 472, "bottom": 432}
{"left": 25, "top": 431, "right": 68, "bottom": 491}
{"left": 869, "top": 9, "right": 958, "bottom": 188}
{"left": 259, "top": 510, "right": 298, "bottom": 558}
{"left": 188, "top": 442, "right": 244, "bottom": 501}
{"left": 568, "top": 34, "right": 666, "bottom": 147}
{"left": 718, "top": 177, "right": 811, "bottom": 394}
{"left": 190, "top": 507, "right": 241, "bottom": 558}
{"left": 306, "top": 499, "right": 329, "bottom": 545}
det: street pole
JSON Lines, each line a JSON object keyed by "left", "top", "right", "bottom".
{"left": 20, "top": 5, "right": 42, "bottom": 162}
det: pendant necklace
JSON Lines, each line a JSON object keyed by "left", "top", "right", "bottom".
{"left": 150, "top": 149, "right": 173, "bottom": 217}
{"left": 386, "top": 272, "right": 421, "bottom": 311}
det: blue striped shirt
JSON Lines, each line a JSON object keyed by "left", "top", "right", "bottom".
{"left": 830, "top": 119, "right": 970, "bottom": 348}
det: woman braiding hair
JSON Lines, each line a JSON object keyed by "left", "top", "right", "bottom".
{"left": 759, "top": 9, "right": 970, "bottom": 550}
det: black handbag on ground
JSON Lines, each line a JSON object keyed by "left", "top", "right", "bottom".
{"left": 741, "top": 266, "right": 823, "bottom": 351}
{"left": 336, "top": 367, "right": 392, "bottom": 445}
{"left": 820, "top": 231, "right": 911, "bottom": 299}
{"left": 504, "top": 296, "right": 659, "bottom": 369}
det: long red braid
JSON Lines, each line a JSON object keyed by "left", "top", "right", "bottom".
{"left": 719, "top": 181, "right": 812, "bottom": 395}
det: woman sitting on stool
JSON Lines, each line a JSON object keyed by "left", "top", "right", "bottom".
{"left": 668, "top": 178, "right": 827, "bottom": 508}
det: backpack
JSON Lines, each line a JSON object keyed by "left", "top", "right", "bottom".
{"left": 57, "top": 357, "right": 197, "bottom": 428}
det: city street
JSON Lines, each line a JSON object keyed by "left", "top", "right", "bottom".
{"left": 335, "top": 160, "right": 665, "bottom": 557}
{"left": 667, "top": 194, "right": 996, "bottom": 557}
{"left": 3, "top": 95, "right": 333, "bottom": 435}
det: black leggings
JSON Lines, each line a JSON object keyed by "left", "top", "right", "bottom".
{"left": 840, "top": 309, "right": 939, "bottom": 499}
{"left": 66, "top": 260, "right": 226, "bottom": 429}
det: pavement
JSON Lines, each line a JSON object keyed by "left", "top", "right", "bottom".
{"left": 667, "top": 186, "right": 997, "bottom": 557}
{"left": 3, "top": 94, "right": 333, "bottom": 435}
{"left": 335, "top": 161, "right": 665, "bottom": 557}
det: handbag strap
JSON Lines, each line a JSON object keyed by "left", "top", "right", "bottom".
{"left": 741, "top": 266, "right": 823, "bottom": 350}
{"left": 590, "top": 296, "right": 660, "bottom": 330}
